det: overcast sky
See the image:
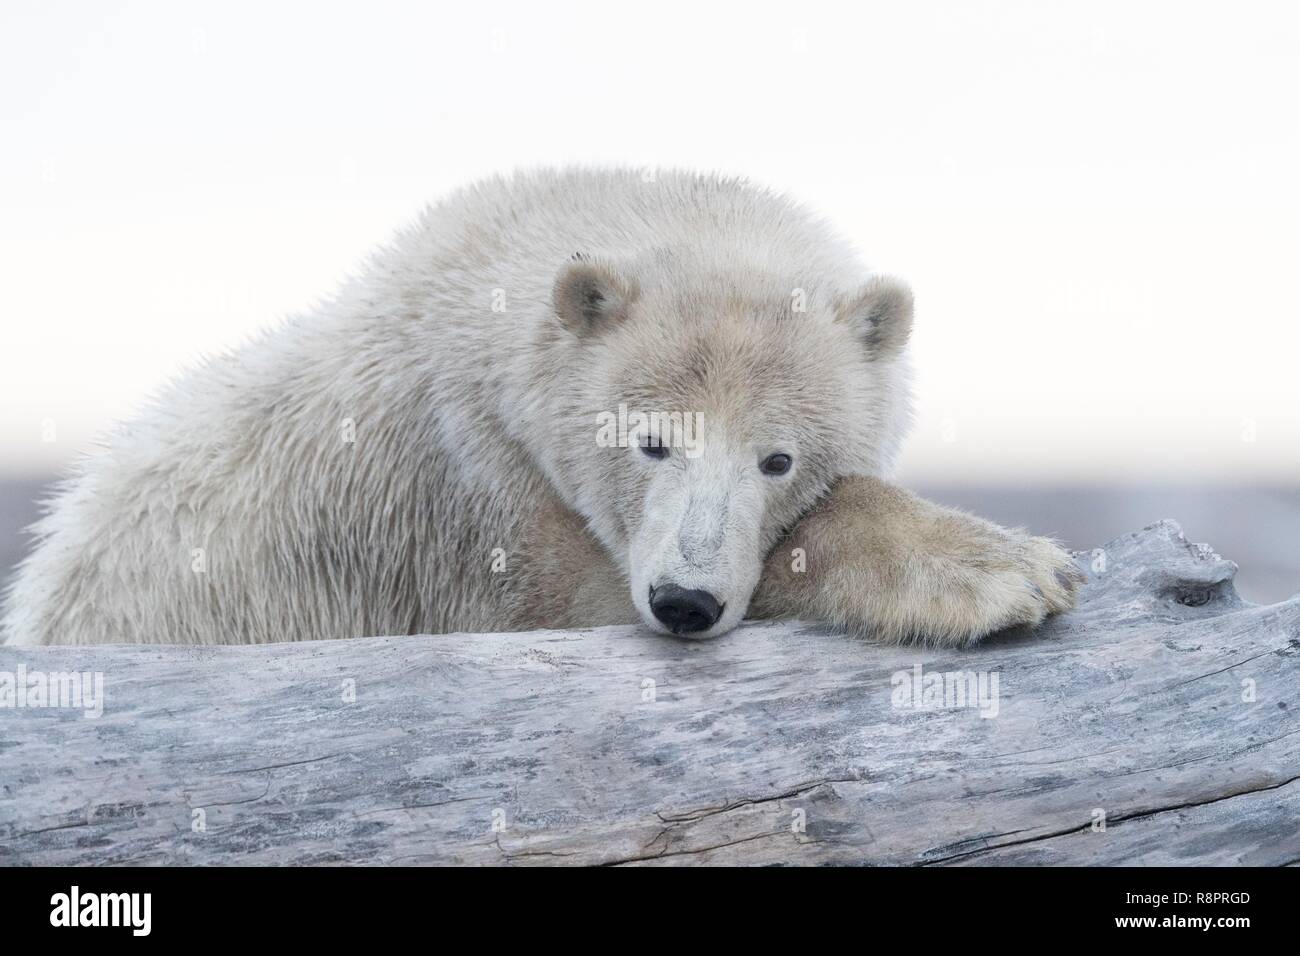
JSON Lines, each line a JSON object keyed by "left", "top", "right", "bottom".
{"left": 2, "top": 0, "right": 1297, "bottom": 484}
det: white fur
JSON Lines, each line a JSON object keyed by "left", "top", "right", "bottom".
{"left": 3, "top": 167, "right": 912, "bottom": 645}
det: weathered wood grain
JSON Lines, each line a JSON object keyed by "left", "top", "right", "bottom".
{"left": 2, "top": 520, "right": 1296, "bottom": 865}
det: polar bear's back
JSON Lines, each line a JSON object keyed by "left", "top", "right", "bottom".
{"left": 407, "top": 167, "right": 865, "bottom": 296}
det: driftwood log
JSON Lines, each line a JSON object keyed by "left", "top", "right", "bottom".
{"left": 2, "top": 520, "right": 1297, "bottom": 866}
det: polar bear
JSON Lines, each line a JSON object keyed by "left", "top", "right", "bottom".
{"left": 2, "top": 168, "right": 1080, "bottom": 647}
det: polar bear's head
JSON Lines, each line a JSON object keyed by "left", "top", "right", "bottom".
{"left": 540, "top": 253, "right": 914, "bottom": 639}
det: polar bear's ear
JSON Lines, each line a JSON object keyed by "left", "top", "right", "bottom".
{"left": 553, "top": 259, "right": 640, "bottom": 335}
{"left": 835, "top": 276, "right": 914, "bottom": 359}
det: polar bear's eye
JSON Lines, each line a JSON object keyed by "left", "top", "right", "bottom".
{"left": 760, "top": 453, "right": 792, "bottom": 475}
{"left": 640, "top": 438, "right": 669, "bottom": 460}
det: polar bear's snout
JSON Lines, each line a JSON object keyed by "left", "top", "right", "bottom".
{"left": 648, "top": 584, "right": 723, "bottom": 635}
{"left": 626, "top": 457, "right": 766, "bottom": 640}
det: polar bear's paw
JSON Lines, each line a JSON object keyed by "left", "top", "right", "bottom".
{"left": 754, "top": 476, "right": 1085, "bottom": 647}
{"left": 908, "top": 527, "right": 1084, "bottom": 645}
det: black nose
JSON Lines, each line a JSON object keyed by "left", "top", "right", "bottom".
{"left": 649, "top": 584, "right": 723, "bottom": 634}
